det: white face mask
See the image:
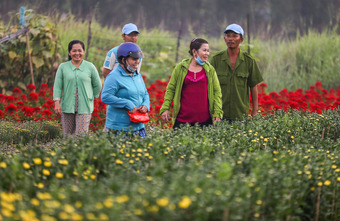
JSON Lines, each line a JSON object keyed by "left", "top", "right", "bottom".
{"left": 123, "top": 58, "right": 137, "bottom": 73}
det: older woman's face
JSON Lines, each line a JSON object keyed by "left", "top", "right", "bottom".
{"left": 69, "top": 43, "right": 84, "bottom": 62}
{"left": 195, "top": 43, "right": 210, "bottom": 62}
{"left": 126, "top": 57, "right": 140, "bottom": 71}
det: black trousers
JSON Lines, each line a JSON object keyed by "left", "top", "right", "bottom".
{"left": 173, "top": 118, "right": 213, "bottom": 130}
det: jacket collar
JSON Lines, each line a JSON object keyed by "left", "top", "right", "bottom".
{"left": 222, "top": 49, "right": 245, "bottom": 62}
{"left": 180, "top": 58, "right": 209, "bottom": 69}
{"left": 69, "top": 60, "right": 85, "bottom": 71}
{"left": 117, "top": 65, "right": 139, "bottom": 77}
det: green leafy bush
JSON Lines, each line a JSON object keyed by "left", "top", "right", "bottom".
{"left": 0, "top": 10, "right": 61, "bottom": 94}
{"left": 0, "top": 120, "right": 61, "bottom": 145}
{"left": 0, "top": 110, "right": 339, "bottom": 220}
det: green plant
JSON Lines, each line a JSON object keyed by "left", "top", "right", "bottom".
{"left": 0, "top": 9, "right": 61, "bottom": 94}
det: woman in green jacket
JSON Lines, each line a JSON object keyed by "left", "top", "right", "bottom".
{"left": 160, "top": 38, "right": 223, "bottom": 129}
{"left": 53, "top": 40, "right": 102, "bottom": 137}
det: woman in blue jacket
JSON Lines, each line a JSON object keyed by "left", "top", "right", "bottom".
{"left": 101, "top": 43, "right": 150, "bottom": 137}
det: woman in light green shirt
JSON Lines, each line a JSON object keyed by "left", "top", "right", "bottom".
{"left": 53, "top": 40, "right": 102, "bottom": 137}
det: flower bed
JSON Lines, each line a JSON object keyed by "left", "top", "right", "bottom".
{"left": 0, "top": 111, "right": 339, "bottom": 220}
{"left": 0, "top": 80, "right": 339, "bottom": 132}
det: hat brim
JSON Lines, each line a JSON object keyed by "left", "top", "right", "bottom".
{"left": 128, "top": 51, "right": 144, "bottom": 59}
{"left": 124, "top": 30, "right": 140, "bottom": 35}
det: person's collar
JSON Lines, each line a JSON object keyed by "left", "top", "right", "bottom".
{"left": 117, "top": 65, "right": 138, "bottom": 76}
{"left": 70, "top": 60, "right": 84, "bottom": 71}
{"left": 223, "top": 49, "right": 245, "bottom": 61}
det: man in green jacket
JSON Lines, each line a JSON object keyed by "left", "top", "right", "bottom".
{"left": 210, "top": 24, "right": 263, "bottom": 121}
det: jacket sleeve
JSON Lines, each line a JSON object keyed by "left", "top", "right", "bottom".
{"left": 159, "top": 64, "right": 180, "bottom": 114}
{"left": 211, "top": 68, "right": 223, "bottom": 119}
{"left": 53, "top": 64, "right": 63, "bottom": 100}
{"left": 91, "top": 64, "right": 102, "bottom": 98}
{"left": 101, "top": 74, "right": 135, "bottom": 111}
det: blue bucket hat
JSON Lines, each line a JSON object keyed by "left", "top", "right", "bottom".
{"left": 122, "top": 23, "right": 140, "bottom": 35}
{"left": 224, "top": 24, "right": 244, "bottom": 38}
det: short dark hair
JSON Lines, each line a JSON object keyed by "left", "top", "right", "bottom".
{"left": 68, "top": 40, "right": 85, "bottom": 60}
{"left": 188, "top": 38, "right": 208, "bottom": 56}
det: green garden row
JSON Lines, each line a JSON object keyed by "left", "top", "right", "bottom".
{"left": 0, "top": 110, "right": 339, "bottom": 220}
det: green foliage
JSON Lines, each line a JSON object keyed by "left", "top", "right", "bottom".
{"left": 255, "top": 29, "right": 340, "bottom": 91}
{"left": 1, "top": 11, "right": 340, "bottom": 92}
{"left": 0, "top": 120, "right": 61, "bottom": 145}
{"left": 0, "top": 111, "right": 339, "bottom": 220}
{"left": 0, "top": 10, "right": 61, "bottom": 94}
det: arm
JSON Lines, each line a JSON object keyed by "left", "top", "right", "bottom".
{"left": 248, "top": 57, "right": 263, "bottom": 116}
{"left": 101, "top": 74, "right": 135, "bottom": 111}
{"left": 53, "top": 64, "right": 63, "bottom": 115}
{"left": 211, "top": 68, "right": 223, "bottom": 120}
{"left": 91, "top": 64, "right": 102, "bottom": 98}
{"left": 159, "top": 65, "right": 180, "bottom": 122}
{"left": 102, "top": 68, "right": 111, "bottom": 78}
{"left": 140, "top": 75, "right": 150, "bottom": 113}
{"left": 102, "top": 48, "right": 117, "bottom": 78}
{"left": 250, "top": 86, "right": 259, "bottom": 116}
{"left": 159, "top": 65, "right": 180, "bottom": 113}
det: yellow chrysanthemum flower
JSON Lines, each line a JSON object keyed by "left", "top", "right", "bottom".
{"left": 156, "top": 197, "right": 169, "bottom": 207}
{"left": 178, "top": 196, "right": 191, "bottom": 209}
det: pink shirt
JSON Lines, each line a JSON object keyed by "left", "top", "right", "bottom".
{"left": 176, "top": 68, "right": 210, "bottom": 123}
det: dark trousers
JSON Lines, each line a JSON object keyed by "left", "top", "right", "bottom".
{"left": 173, "top": 118, "right": 212, "bottom": 130}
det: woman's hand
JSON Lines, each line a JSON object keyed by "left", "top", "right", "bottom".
{"left": 128, "top": 106, "right": 137, "bottom": 113}
{"left": 138, "top": 105, "right": 148, "bottom": 113}
{"left": 54, "top": 101, "right": 61, "bottom": 115}
{"left": 161, "top": 110, "right": 170, "bottom": 122}
{"left": 213, "top": 117, "right": 221, "bottom": 122}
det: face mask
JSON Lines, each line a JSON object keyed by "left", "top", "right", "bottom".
{"left": 123, "top": 58, "right": 137, "bottom": 73}
{"left": 195, "top": 55, "right": 205, "bottom": 66}
{"left": 126, "top": 64, "right": 136, "bottom": 73}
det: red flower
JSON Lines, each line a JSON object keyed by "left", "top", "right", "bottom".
{"left": 12, "top": 88, "right": 22, "bottom": 95}
{"left": 38, "top": 90, "right": 46, "bottom": 97}
{"left": 5, "top": 96, "right": 17, "bottom": 103}
{"left": 315, "top": 81, "right": 323, "bottom": 90}
{"left": 28, "top": 92, "right": 39, "bottom": 101}
{"left": 20, "top": 94, "right": 27, "bottom": 102}
{"left": 40, "top": 83, "right": 49, "bottom": 90}
{"left": 33, "top": 107, "right": 41, "bottom": 112}
{"left": 5, "top": 103, "right": 17, "bottom": 113}
{"left": 22, "top": 106, "right": 33, "bottom": 117}
{"left": 46, "top": 100, "right": 54, "bottom": 106}
{"left": 92, "top": 112, "right": 100, "bottom": 118}
{"left": 16, "top": 101, "right": 25, "bottom": 108}
{"left": 41, "top": 110, "right": 53, "bottom": 116}
{"left": 42, "top": 104, "right": 50, "bottom": 109}
{"left": 26, "top": 84, "right": 36, "bottom": 92}
{"left": 155, "top": 105, "right": 161, "bottom": 113}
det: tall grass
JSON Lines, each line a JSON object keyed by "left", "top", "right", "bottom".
{"left": 54, "top": 15, "right": 340, "bottom": 91}
{"left": 254, "top": 29, "right": 340, "bottom": 91}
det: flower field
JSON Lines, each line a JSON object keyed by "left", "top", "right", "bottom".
{"left": 0, "top": 79, "right": 339, "bottom": 132}
{"left": 0, "top": 110, "right": 339, "bottom": 220}
{"left": 0, "top": 80, "right": 340, "bottom": 220}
